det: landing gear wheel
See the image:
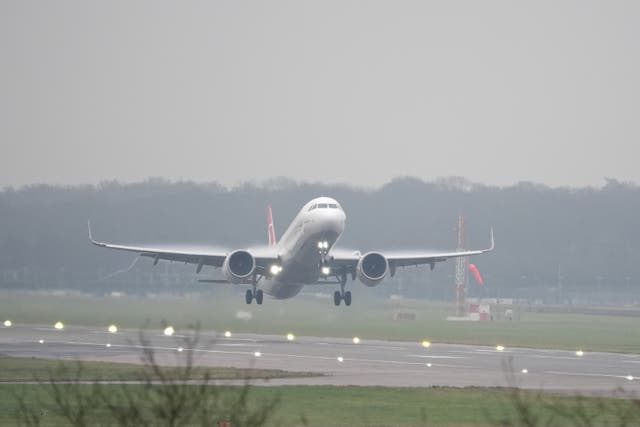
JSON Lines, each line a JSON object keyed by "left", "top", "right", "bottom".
{"left": 245, "top": 289, "right": 253, "bottom": 304}
{"left": 333, "top": 291, "right": 342, "bottom": 306}
{"left": 344, "top": 291, "right": 352, "bottom": 306}
{"left": 255, "top": 289, "right": 264, "bottom": 305}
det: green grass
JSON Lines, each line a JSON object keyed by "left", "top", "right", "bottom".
{"left": 0, "top": 384, "right": 637, "bottom": 426}
{"left": 0, "top": 356, "right": 314, "bottom": 382}
{"left": 0, "top": 353, "right": 636, "bottom": 426}
{"left": 2, "top": 291, "right": 640, "bottom": 353}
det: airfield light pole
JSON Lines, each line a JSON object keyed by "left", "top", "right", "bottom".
{"left": 455, "top": 215, "right": 467, "bottom": 317}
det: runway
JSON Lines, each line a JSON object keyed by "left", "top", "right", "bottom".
{"left": 1, "top": 323, "right": 639, "bottom": 395}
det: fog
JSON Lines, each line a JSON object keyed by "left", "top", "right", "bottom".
{"left": 1, "top": 177, "right": 638, "bottom": 305}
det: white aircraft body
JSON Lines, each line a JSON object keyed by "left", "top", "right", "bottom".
{"left": 90, "top": 197, "right": 494, "bottom": 306}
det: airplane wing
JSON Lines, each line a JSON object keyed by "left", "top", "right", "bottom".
{"left": 330, "top": 227, "right": 494, "bottom": 272}
{"left": 88, "top": 222, "right": 277, "bottom": 273}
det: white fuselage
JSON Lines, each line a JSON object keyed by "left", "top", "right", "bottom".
{"left": 260, "top": 197, "right": 346, "bottom": 299}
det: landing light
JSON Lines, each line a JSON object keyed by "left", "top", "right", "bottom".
{"left": 421, "top": 340, "right": 431, "bottom": 348}
{"left": 108, "top": 324, "right": 118, "bottom": 334}
{"left": 321, "top": 266, "right": 331, "bottom": 275}
{"left": 270, "top": 265, "right": 282, "bottom": 275}
{"left": 3, "top": 320, "right": 11, "bottom": 327}
{"left": 164, "top": 326, "right": 175, "bottom": 336}
{"left": 54, "top": 321, "right": 64, "bottom": 330}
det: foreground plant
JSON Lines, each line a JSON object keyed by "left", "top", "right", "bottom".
{"left": 14, "top": 326, "right": 279, "bottom": 427}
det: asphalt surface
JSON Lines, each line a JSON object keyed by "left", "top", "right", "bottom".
{"left": 1, "top": 323, "right": 639, "bottom": 395}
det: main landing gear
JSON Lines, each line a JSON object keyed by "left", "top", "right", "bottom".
{"left": 333, "top": 274, "right": 351, "bottom": 306}
{"left": 245, "top": 274, "right": 263, "bottom": 305}
{"left": 245, "top": 289, "right": 263, "bottom": 305}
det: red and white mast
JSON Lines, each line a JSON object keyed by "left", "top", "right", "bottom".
{"left": 455, "top": 215, "right": 467, "bottom": 317}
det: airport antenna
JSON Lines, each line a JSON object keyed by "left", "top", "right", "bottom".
{"left": 455, "top": 215, "right": 467, "bottom": 317}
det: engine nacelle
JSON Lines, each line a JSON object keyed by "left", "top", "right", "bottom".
{"left": 357, "top": 252, "right": 389, "bottom": 287}
{"left": 222, "top": 250, "right": 255, "bottom": 284}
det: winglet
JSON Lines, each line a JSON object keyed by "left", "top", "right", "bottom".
{"left": 488, "top": 226, "right": 495, "bottom": 251}
{"left": 267, "top": 205, "right": 277, "bottom": 248}
{"left": 87, "top": 220, "right": 102, "bottom": 246}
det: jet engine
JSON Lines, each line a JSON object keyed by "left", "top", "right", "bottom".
{"left": 222, "top": 250, "right": 255, "bottom": 284}
{"left": 356, "top": 252, "right": 389, "bottom": 287}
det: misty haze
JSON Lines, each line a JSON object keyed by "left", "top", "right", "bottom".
{"left": 2, "top": 1, "right": 640, "bottom": 426}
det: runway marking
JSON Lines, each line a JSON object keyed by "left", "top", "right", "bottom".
{"left": 309, "top": 342, "right": 406, "bottom": 351}
{"left": 545, "top": 371, "right": 637, "bottom": 380}
{"left": 363, "top": 346, "right": 406, "bottom": 351}
{"left": 407, "top": 355, "right": 467, "bottom": 359}
{"left": 431, "top": 363, "right": 480, "bottom": 369}
{"left": 218, "top": 343, "right": 261, "bottom": 347}
{"left": 533, "top": 355, "right": 584, "bottom": 361}
{"left": 449, "top": 350, "right": 510, "bottom": 356}
{"left": 31, "top": 339, "right": 483, "bottom": 370}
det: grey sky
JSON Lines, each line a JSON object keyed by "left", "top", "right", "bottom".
{"left": 1, "top": 1, "right": 638, "bottom": 189}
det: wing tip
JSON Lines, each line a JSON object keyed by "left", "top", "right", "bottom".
{"left": 87, "top": 220, "right": 103, "bottom": 246}
{"left": 488, "top": 226, "right": 495, "bottom": 251}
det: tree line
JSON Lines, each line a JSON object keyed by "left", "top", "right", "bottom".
{"left": 0, "top": 177, "right": 638, "bottom": 302}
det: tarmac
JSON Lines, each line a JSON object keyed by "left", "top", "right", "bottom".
{"left": 1, "top": 323, "right": 639, "bottom": 395}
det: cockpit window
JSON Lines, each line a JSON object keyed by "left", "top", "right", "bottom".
{"left": 310, "top": 202, "right": 342, "bottom": 210}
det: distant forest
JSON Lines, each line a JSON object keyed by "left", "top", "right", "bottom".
{"left": 1, "top": 177, "right": 639, "bottom": 304}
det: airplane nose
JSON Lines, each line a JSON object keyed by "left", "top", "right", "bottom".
{"left": 312, "top": 210, "right": 345, "bottom": 233}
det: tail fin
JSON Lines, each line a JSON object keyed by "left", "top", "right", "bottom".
{"left": 267, "top": 205, "right": 277, "bottom": 248}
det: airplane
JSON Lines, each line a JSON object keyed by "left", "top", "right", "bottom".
{"left": 89, "top": 196, "right": 494, "bottom": 306}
